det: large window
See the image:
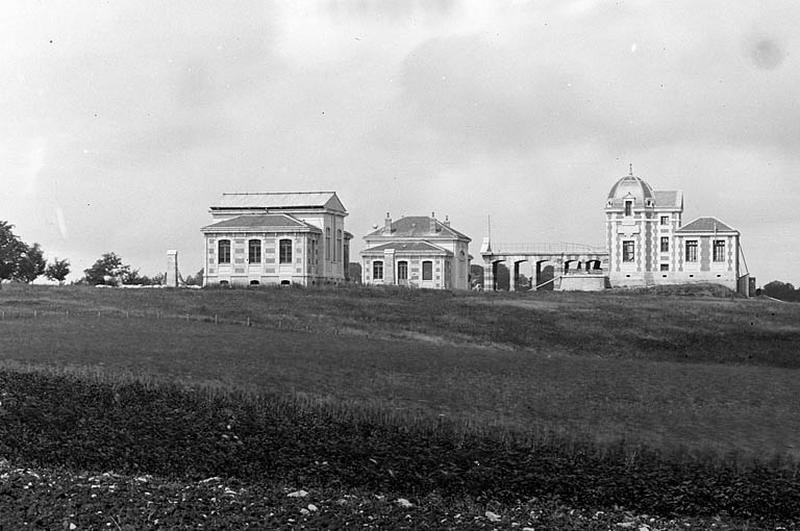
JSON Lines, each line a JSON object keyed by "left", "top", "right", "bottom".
{"left": 248, "top": 239, "right": 261, "bottom": 264}
{"left": 622, "top": 241, "right": 635, "bottom": 262}
{"left": 660, "top": 237, "right": 669, "bottom": 253}
{"left": 279, "top": 239, "right": 293, "bottom": 264}
{"left": 373, "top": 260, "right": 383, "bottom": 280}
{"left": 422, "top": 261, "right": 433, "bottom": 280}
{"left": 624, "top": 200, "right": 633, "bottom": 217}
{"left": 660, "top": 215, "right": 669, "bottom": 225}
{"left": 685, "top": 240, "right": 698, "bottom": 262}
{"left": 660, "top": 263, "right": 669, "bottom": 271}
{"left": 218, "top": 240, "right": 231, "bottom": 264}
{"left": 713, "top": 240, "right": 725, "bottom": 262}
{"left": 397, "top": 261, "right": 408, "bottom": 282}
{"left": 336, "top": 229, "right": 343, "bottom": 263}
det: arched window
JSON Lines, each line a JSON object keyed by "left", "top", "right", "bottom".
{"left": 373, "top": 260, "right": 384, "bottom": 280}
{"left": 248, "top": 239, "right": 261, "bottom": 264}
{"left": 422, "top": 261, "right": 433, "bottom": 280}
{"left": 336, "top": 229, "right": 343, "bottom": 262}
{"left": 279, "top": 239, "right": 293, "bottom": 264}
{"left": 218, "top": 240, "right": 231, "bottom": 264}
{"left": 624, "top": 200, "right": 633, "bottom": 217}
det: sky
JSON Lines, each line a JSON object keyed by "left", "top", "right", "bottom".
{"left": 2, "top": 0, "right": 798, "bottom": 285}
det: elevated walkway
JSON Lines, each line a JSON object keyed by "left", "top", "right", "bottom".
{"left": 480, "top": 239, "right": 609, "bottom": 291}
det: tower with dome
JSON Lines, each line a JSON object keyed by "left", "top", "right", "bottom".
{"left": 605, "top": 166, "right": 744, "bottom": 291}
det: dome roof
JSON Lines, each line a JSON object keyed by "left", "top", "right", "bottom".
{"left": 607, "top": 172, "right": 655, "bottom": 206}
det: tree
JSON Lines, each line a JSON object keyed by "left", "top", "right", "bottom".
{"left": 121, "top": 268, "right": 147, "bottom": 285}
{"left": 347, "top": 263, "right": 361, "bottom": 284}
{"left": 83, "top": 253, "right": 131, "bottom": 286}
{"left": 45, "top": 258, "right": 71, "bottom": 285}
{"left": 184, "top": 268, "right": 204, "bottom": 286}
{"left": 470, "top": 264, "right": 485, "bottom": 289}
{"left": 763, "top": 280, "right": 799, "bottom": 302}
{"left": 0, "top": 221, "right": 28, "bottom": 284}
{"left": 15, "top": 242, "right": 46, "bottom": 283}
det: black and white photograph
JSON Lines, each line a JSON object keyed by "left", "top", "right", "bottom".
{"left": 1, "top": 1, "right": 798, "bottom": 529}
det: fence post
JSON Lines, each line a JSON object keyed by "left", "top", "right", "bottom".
{"left": 34, "top": 310, "right": 37, "bottom": 318}
{"left": 247, "top": 316, "right": 251, "bottom": 327}
{"left": 97, "top": 310, "right": 101, "bottom": 318}
{"left": 214, "top": 314, "right": 218, "bottom": 325}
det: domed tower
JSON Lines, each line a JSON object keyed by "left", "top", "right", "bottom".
{"left": 605, "top": 165, "right": 683, "bottom": 287}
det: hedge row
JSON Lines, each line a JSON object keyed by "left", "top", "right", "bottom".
{"left": 0, "top": 370, "right": 798, "bottom": 520}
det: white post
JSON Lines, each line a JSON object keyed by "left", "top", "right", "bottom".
{"left": 166, "top": 250, "right": 179, "bottom": 287}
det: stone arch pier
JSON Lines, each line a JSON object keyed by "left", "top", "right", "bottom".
{"left": 480, "top": 240, "right": 610, "bottom": 291}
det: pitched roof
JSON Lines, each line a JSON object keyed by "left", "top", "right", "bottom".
{"left": 211, "top": 191, "right": 346, "bottom": 213}
{"left": 676, "top": 217, "right": 737, "bottom": 233}
{"left": 201, "top": 214, "right": 320, "bottom": 232}
{"left": 365, "top": 216, "right": 470, "bottom": 241}
{"left": 654, "top": 190, "right": 682, "bottom": 208}
{"left": 361, "top": 241, "right": 453, "bottom": 255}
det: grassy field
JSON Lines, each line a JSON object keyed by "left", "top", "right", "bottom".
{"left": 1, "top": 284, "right": 799, "bottom": 527}
{"left": 1, "top": 284, "right": 799, "bottom": 457}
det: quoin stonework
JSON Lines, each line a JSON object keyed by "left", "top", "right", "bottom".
{"left": 201, "top": 191, "right": 351, "bottom": 287}
{"left": 605, "top": 167, "right": 747, "bottom": 292}
{"left": 360, "top": 213, "right": 471, "bottom": 290}
{"left": 201, "top": 168, "right": 751, "bottom": 293}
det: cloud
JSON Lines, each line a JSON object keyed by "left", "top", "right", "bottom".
{"left": 0, "top": 1, "right": 798, "bottom": 286}
{"left": 394, "top": 3, "right": 800, "bottom": 156}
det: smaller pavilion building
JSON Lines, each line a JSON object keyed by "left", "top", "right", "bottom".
{"left": 360, "top": 213, "right": 471, "bottom": 290}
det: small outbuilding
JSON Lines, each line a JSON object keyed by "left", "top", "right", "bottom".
{"left": 360, "top": 213, "right": 471, "bottom": 290}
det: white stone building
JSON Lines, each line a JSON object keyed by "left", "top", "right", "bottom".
{"left": 605, "top": 169, "right": 743, "bottom": 291}
{"left": 360, "top": 213, "right": 471, "bottom": 290}
{"left": 201, "top": 191, "right": 351, "bottom": 287}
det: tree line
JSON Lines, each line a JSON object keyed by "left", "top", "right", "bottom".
{"left": 0, "top": 220, "right": 206, "bottom": 287}
{"left": 762, "top": 281, "right": 800, "bottom": 302}
{"left": 0, "top": 221, "right": 69, "bottom": 285}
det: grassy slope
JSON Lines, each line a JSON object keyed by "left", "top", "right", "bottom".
{"left": 1, "top": 284, "right": 799, "bottom": 458}
{"left": 2, "top": 284, "right": 800, "bottom": 528}
{"left": 2, "top": 284, "right": 799, "bottom": 366}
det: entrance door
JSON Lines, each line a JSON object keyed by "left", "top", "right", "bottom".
{"left": 397, "top": 261, "right": 408, "bottom": 285}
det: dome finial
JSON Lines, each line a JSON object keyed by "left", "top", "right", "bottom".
{"left": 628, "top": 163, "right": 634, "bottom": 176}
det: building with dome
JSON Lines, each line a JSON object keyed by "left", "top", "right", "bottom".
{"left": 605, "top": 167, "right": 744, "bottom": 291}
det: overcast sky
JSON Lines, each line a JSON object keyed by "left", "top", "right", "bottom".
{"left": 2, "top": 1, "right": 798, "bottom": 285}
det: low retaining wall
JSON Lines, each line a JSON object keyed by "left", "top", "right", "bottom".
{"left": 558, "top": 274, "right": 608, "bottom": 292}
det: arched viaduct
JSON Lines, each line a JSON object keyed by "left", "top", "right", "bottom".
{"left": 479, "top": 240, "right": 609, "bottom": 291}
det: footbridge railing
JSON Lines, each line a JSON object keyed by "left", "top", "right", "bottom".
{"left": 486, "top": 242, "right": 606, "bottom": 255}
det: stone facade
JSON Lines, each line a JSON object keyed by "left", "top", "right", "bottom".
{"left": 360, "top": 213, "right": 471, "bottom": 290}
{"left": 201, "top": 192, "right": 351, "bottom": 287}
{"left": 605, "top": 170, "right": 741, "bottom": 290}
